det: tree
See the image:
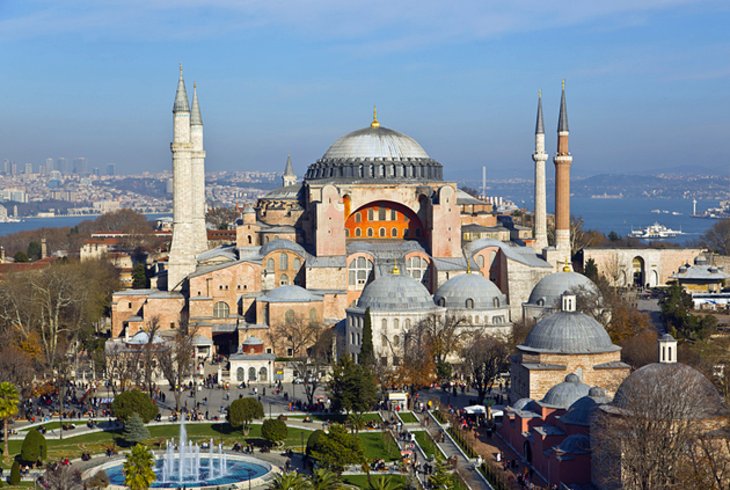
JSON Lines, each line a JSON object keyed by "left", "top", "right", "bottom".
{"left": 227, "top": 397, "right": 264, "bottom": 435}
{"left": 27, "top": 241, "right": 42, "bottom": 261}
{"left": 287, "top": 322, "right": 334, "bottom": 406}
{"left": 701, "top": 218, "right": 730, "bottom": 255}
{"left": 660, "top": 283, "right": 718, "bottom": 341}
{"left": 158, "top": 322, "right": 197, "bottom": 410}
{"left": 306, "top": 430, "right": 325, "bottom": 456}
{"left": 368, "top": 475, "right": 401, "bottom": 490}
{"left": 261, "top": 418, "right": 288, "bottom": 446}
{"left": 20, "top": 428, "right": 47, "bottom": 463}
{"left": 311, "top": 468, "right": 342, "bottom": 490}
{"left": 13, "top": 251, "right": 29, "bottom": 263}
{"left": 428, "top": 460, "right": 458, "bottom": 489}
{"left": 131, "top": 263, "right": 149, "bottom": 289}
{"left": 9, "top": 460, "right": 21, "bottom": 485}
{"left": 0, "top": 382, "right": 19, "bottom": 463}
{"left": 309, "top": 424, "right": 365, "bottom": 473}
{"left": 415, "top": 314, "right": 467, "bottom": 382}
{"left": 359, "top": 308, "right": 375, "bottom": 367}
{"left": 267, "top": 471, "right": 311, "bottom": 490}
{"left": 460, "top": 333, "right": 510, "bottom": 404}
{"left": 86, "top": 471, "right": 110, "bottom": 490}
{"left": 123, "top": 444, "right": 156, "bottom": 490}
{"left": 329, "top": 357, "right": 378, "bottom": 414}
{"left": 123, "top": 412, "right": 151, "bottom": 445}
{"left": 39, "top": 464, "right": 83, "bottom": 490}
{"left": 112, "top": 389, "right": 158, "bottom": 423}
{"left": 607, "top": 230, "right": 621, "bottom": 242}
{"left": 584, "top": 258, "right": 599, "bottom": 281}
{"left": 206, "top": 207, "right": 239, "bottom": 231}
{"left": 346, "top": 412, "right": 367, "bottom": 434}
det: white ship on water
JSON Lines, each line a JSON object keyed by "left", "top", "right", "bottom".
{"left": 629, "top": 222, "right": 684, "bottom": 239}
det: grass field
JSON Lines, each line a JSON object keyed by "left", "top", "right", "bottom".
{"left": 342, "top": 474, "right": 407, "bottom": 488}
{"left": 397, "top": 411, "right": 418, "bottom": 424}
{"left": 357, "top": 432, "right": 401, "bottom": 461}
{"left": 287, "top": 412, "right": 382, "bottom": 423}
{"left": 413, "top": 430, "right": 444, "bottom": 461}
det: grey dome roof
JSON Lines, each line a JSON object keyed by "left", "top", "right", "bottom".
{"left": 127, "top": 331, "right": 164, "bottom": 345}
{"left": 434, "top": 273, "right": 507, "bottom": 309}
{"left": 259, "top": 239, "right": 305, "bottom": 257}
{"left": 242, "top": 336, "right": 264, "bottom": 345}
{"left": 323, "top": 126, "right": 429, "bottom": 160}
{"left": 613, "top": 363, "right": 729, "bottom": 419}
{"left": 527, "top": 271, "right": 598, "bottom": 307}
{"left": 541, "top": 374, "right": 591, "bottom": 409}
{"left": 259, "top": 285, "right": 321, "bottom": 303}
{"left": 520, "top": 311, "right": 619, "bottom": 354}
{"left": 512, "top": 398, "right": 540, "bottom": 412}
{"left": 357, "top": 273, "right": 438, "bottom": 312}
{"left": 561, "top": 388, "right": 610, "bottom": 426}
{"left": 555, "top": 434, "right": 591, "bottom": 455}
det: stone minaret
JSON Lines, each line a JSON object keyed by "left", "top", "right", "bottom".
{"left": 168, "top": 65, "right": 207, "bottom": 290}
{"left": 282, "top": 155, "right": 296, "bottom": 187}
{"left": 554, "top": 81, "right": 573, "bottom": 256}
{"left": 532, "top": 90, "right": 548, "bottom": 251}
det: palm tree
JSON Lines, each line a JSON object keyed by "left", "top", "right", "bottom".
{"left": 368, "top": 475, "right": 402, "bottom": 490}
{"left": 311, "top": 468, "right": 342, "bottom": 490}
{"left": 0, "top": 382, "right": 20, "bottom": 463}
{"left": 123, "top": 444, "right": 156, "bottom": 490}
{"left": 268, "top": 471, "right": 311, "bottom": 490}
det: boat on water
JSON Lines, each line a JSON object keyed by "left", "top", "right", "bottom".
{"left": 590, "top": 192, "right": 624, "bottom": 199}
{"left": 629, "top": 222, "right": 684, "bottom": 239}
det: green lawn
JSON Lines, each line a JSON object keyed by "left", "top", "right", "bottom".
{"left": 413, "top": 431, "right": 444, "bottom": 461}
{"left": 397, "top": 412, "right": 418, "bottom": 424}
{"left": 357, "top": 432, "right": 401, "bottom": 461}
{"left": 287, "top": 412, "right": 382, "bottom": 423}
{"left": 17, "top": 421, "right": 63, "bottom": 432}
{"left": 342, "top": 474, "right": 407, "bottom": 489}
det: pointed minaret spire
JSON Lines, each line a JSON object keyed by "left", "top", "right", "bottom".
{"left": 173, "top": 64, "right": 190, "bottom": 113}
{"left": 558, "top": 79, "right": 569, "bottom": 133}
{"left": 191, "top": 82, "right": 203, "bottom": 126}
{"left": 284, "top": 154, "right": 294, "bottom": 176}
{"left": 535, "top": 89, "right": 545, "bottom": 134}
{"left": 532, "top": 89, "right": 548, "bottom": 251}
{"left": 282, "top": 154, "right": 297, "bottom": 187}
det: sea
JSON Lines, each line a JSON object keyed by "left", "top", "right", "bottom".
{"left": 0, "top": 198, "right": 719, "bottom": 245}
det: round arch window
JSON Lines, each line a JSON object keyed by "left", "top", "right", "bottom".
{"left": 213, "top": 301, "right": 230, "bottom": 318}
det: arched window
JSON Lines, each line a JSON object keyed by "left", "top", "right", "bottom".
{"left": 355, "top": 228, "right": 362, "bottom": 237}
{"left": 259, "top": 367, "right": 268, "bottom": 382}
{"left": 348, "top": 256, "right": 374, "bottom": 289}
{"left": 405, "top": 319, "right": 411, "bottom": 329}
{"left": 394, "top": 319, "right": 399, "bottom": 330}
{"left": 248, "top": 367, "right": 256, "bottom": 381}
{"left": 344, "top": 229, "right": 349, "bottom": 238}
{"left": 474, "top": 316, "right": 480, "bottom": 324}
{"left": 494, "top": 316, "right": 505, "bottom": 324}
{"left": 367, "top": 228, "right": 374, "bottom": 237}
{"left": 236, "top": 367, "right": 244, "bottom": 382}
{"left": 368, "top": 209, "right": 374, "bottom": 221}
{"left": 355, "top": 212, "right": 362, "bottom": 223}
{"left": 465, "top": 298, "right": 474, "bottom": 309}
{"left": 391, "top": 209, "right": 397, "bottom": 220}
{"left": 293, "top": 257, "right": 301, "bottom": 269}
{"left": 247, "top": 236, "right": 252, "bottom": 245}
{"left": 477, "top": 255, "right": 485, "bottom": 268}
{"left": 493, "top": 297, "right": 501, "bottom": 308}
{"left": 537, "top": 298, "right": 545, "bottom": 307}
{"left": 381, "top": 318, "right": 388, "bottom": 332}
{"left": 266, "top": 258, "right": 275, "bottom": 273}
{"left": 393, "top": 335, "right": 400, "bottom": 346}
{"left": 213, "top": 301, "right": 230, "bottom": 318}
{"left": 406, "top": 256, "right": 429, "bottom": 286}
{"left": 309, "top": 308, "right": 317, "bottom": 323}
{"left": 391, "top": 227, "right": 398, "bottom": 237}
{"left": 381, "top": 335, "right": 388, "bottom": 347}
{"left": 280, "top": 253, "right": 288, "bottom": 270}
{"left": 379, "top": 227, "right": 386, "bottom": 237}
{"left": 379, "top": 208, "right": 386, "bottom": 220}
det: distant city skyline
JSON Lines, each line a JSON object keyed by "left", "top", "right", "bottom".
{"left": 0, "top": 0, "right": 728, "bottom": 180}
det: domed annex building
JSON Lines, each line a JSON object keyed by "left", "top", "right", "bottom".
{"left": 110, "top": 69, "right": 590, "bottom": 381}
{"left": 522, "top": 266, "right": 600, "bottom": 321}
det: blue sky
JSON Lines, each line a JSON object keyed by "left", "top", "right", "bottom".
{"left": 0, "top": 0, "right": 728, "bottom": 181}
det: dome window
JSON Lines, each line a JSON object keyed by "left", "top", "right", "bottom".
{"left": 465, "top": 298, "right": 474, "bottom": 309}
{"left": 493, "top": 297, "right": 501, "bottom": 308}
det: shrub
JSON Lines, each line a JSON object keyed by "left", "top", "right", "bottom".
{"left": 226, "top": 398, "right": 263, "bottom": 434}
{"left": 86, "top": 471, "right": 110, "bottom": 489}
{"left": 112, "top": 390, "right": 158, "bottom": 423}
{"left": 9, "top": 460, "right": 21, "bottom": 485}
{"left": 306, "top": 430, "right": 325, "bottom": 456}
{"left": 20, "top": 428, "right": 47, "bottom": 463}
{"left": 261, "top": 419, "right": 288, "bottom": 446}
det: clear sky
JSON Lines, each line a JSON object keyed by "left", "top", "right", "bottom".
{"left": 0, "top": 0, "right": 728, "bottom": 181}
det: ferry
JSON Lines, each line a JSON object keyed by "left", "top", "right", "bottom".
{"left": 629, "top": 223, "right": 684, "bottom": 239}
{"left": 590, "top": 192, "right": 624, "bottom": 199}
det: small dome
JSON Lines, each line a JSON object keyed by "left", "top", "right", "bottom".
{"left": 613, "top": 363, "right": 729, "bottom": 419}
{"left": 260, "top": 285, "right": 321, "bottom": 303}
{"left": 561, "top": 389, "right": 611, "bottom": 426}
{"left": 242, "top": 336, "right": 264, "bottom": 345}
{"left": 358, "top": 273, "right": 438, "bottom": 312}
{"left": 434, "top": 273, "right": 507, "bottom": 309}
{"left": 541, "top": 374, "right": 591, "bottom": 409}
{"left": 259, "top": 239, "right": 305, "bottom": 257}
{"left": 127, "top": 331, "right": 164, "bottom": 345}
{"left": 520, "top": 311, "right": 619, "bottom": 354}
{"left": 512, "top": 398, "right": 540, "bottom": 413}
{"left": 527, "top": 271, "right": 599, "bottom": 307}
{"left": 555, "top": 434, "right": 591, "bottom": 455}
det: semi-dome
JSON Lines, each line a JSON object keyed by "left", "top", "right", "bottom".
{"left": 555, "top": 434, "right": 591, "bottom": 455}
{"left": 259, "top": 239, "right": 306, "bottom": 257}
{"left": 527, "top": 271, "right": 598, "bottom": 307}
{"left": 541, "top": 374, "right": 591, "bottom": 409}
{"left": 512, "top": 398, "right": 540, "bottom": 413}
{"left": 520, "top": 311, "right": 618, "bottom": 354}
{"left": 304, "top": 119, "right": 443, "bottom": 183}
{"left": 434, "top": 273, "right": 507, "bottom": 309}
{"left": 612, "top": 363, "right": 729, "bottom": 419}
{"left": 561, "top": 387, "right": 610, "bottom": 427}
{"left": 357, "top": 273, "right": 438, "bottom": 312}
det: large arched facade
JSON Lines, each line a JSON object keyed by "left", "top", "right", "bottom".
{"left": 345, "top": 200, "right": 425, "bottom": 241}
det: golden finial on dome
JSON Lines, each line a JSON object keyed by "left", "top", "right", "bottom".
{"left": 563, "top": 257, "right": 571, "bottom": 272}
{"left": 371, "top": 104, "right": 380, "bottom": 128}
{"left": 392, "top": 263, "right": 400, "bottom": 275}
{"left": 561, "top": 79, "right": 565, "bottom": 90}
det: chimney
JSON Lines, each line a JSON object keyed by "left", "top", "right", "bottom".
{"left": 561, "top": 294, "right": 576, "bottom": 312}
{"left": 658, "top": 333, "right": 677, "bottom": 364}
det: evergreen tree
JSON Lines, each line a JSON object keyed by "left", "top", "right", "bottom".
{"left": 329, "top": 357, "right": 378, "bottom": 413}
{"left": 123, "top": 444, "right": 156, "bottom": 490}
{"left": 112, "top": 389, "right": 158, "bottom": 423}
{"left": 261, "top": 419, "right": 288, "bottom": 446}
{"left": 584, "top": 258, "right": 599, "bottom": 281}
{"left": 359, "top": 308, "right": 375, "bottom": 367}
{"left": 428, "top": 460, "right": 457, "bottom": 489}
{"left": 131, "top": 263, "right": 149, "bottom": 289}
{"left": 26, "top": 241, "right": 42, "bottom": 261}
{"left": 308, "top": 424, "right": 365, "bottom": 473}
{"left": 311, "top": 468, "right": 342, "bottom": 490}
{"left": 20, "top": 428, "right": 47, "bottom": 463}
{"left": 267, "top": 471, "right": 310, "bottom": 490}
{"left": 9, "top": 461, "right": 21, "bottom": 485}
{"left": 227, "top": 397, "right": 264, "bottom": 435}
{"left": 123, "top": 412, "right": 150, "bottom": 445}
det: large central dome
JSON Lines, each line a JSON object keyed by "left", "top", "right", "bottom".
{"left": 304, "top": 116, "right": 443, "bottom": 183}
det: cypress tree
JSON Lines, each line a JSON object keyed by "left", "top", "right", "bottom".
{"left": 20, "top": 428, "right": 46, "bottom": 463}
{"left": 9, "top": 461, "right": 21, "bottom": 485}
{"left": 360, "top": 307, "right": 375, "bottom": 366}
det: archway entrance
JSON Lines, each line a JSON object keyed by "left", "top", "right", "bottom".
{"left": 632, "top": 256, "right": 645, "bottom": 288}
{"left": 523, "top": 441, "right": 532, "bottom": 464}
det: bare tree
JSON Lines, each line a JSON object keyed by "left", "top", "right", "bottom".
{"left": 271, "top": 313, "right": 322, "bottom": 358}
{"left": 289, "top": 327, "right": 334, "bottom": 406}
{"left": 39, "top": 463, "right": 83, "bottom": 490}
{"left": 104, "top": 342, "right": 142, "bottom": 395}
{"left": 460, "top": 333, "right": 510, "bottom": 404}
{"left": 141, "top": 317, "right": 163, "bottom": 397}
{"left": 158, "top": 321, "right": 197, "bottom": 411}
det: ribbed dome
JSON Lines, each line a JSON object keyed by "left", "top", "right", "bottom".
{"left": 434, "top": 273, "right": 507, "bottom": 309}
{"left": 305, "top": 125, "right": 443, "bottom": 183}
{"left": 541, "top": 374, "right": 591, "bottom": 409}
{"left": 527, "top": 271, "right": 598, "bottom": 307}
{"left": 561, "top": 388, "right": 610, "bottom": 427}
{"left": 520, "top": 311, "right": 618, "bottom": 354}
{"left": 357, "top": 273, "right": 438, "bottom": 312}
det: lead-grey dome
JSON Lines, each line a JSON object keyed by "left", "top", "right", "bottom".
{"left": 555, "top": 434, "right": 591, "bottom": 455}
{"left": 527, "top": 271, "right": 598, "bottom": 307}
{"left": 357, "top": 273, "right": 438, "bottom": 312}
{"left": 434, "top": 273, "right": 507, "bottom": 309}
{"left": 561, "top": 388, "right": 610, "bottom": 427}
{"left": 305, "top": 125, "right": 443, "bottom": 182}
{"left": 520, "top": 311, "right": 618, "bottom": 354}
{"left": 541, "top": 374, "right": 591, "bottom": 409}
{"left": 259, "top": 285, "right": 321, "bottom": 303}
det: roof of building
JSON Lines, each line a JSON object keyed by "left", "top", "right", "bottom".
{"left": 229, "top": 352, "right": 276, "bottom": 361}
{"left": 357, "top": 272, "right": 439, "bottom": 312}
{"left": 261, "top": 184, "right": 302, "bottom": 200}
{"left": 126, "top": 330, "right": 165, "bottom": 345}
{"left": 260, "top": 239, "right": 306, "bottom": 257}
{"left": 555, "top": 434, "right": 590, "bottom": 456}
{"left": 672, "top": 259, "right": 729, "bottom": 281}
{"left": 466, "top": 238, "right": 552, "bottom": 269}
{"left": 541, "top": 374, "right": 591, "bottom": 409}
{"left": 242, "top": 336, "right": 264, "bottom": 345}
{"left": 434, "top": 273, "right": 507, "bottom": 309}
{"left": 560, "top": 387, "right": 610, "bottom": 427}
{"left": 527, "top": 271, "right": 599, "bottom": 307}
{"left": 259, "top": 285, "right": 322, "bottom": 303}
{"left": 520, "top": 310, "right": 618, "bottom": 354}
{"left": 513, "top": 398, "right": 541, "bottom": 412}
{"left": 323, "top": 125, "right": 430, "bottom": 160}
{"left": 456, "top": 188, "right": 485, "bottom": 206}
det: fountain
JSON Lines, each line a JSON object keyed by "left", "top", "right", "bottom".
{"left": 96, "top": 416, "right": 274, "bottom": 489}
